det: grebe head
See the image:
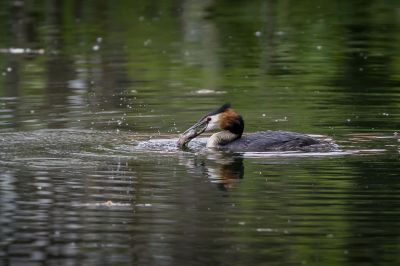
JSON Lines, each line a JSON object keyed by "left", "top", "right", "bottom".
{"left": 177, "top": 103, "right": 244, "bottom": 148}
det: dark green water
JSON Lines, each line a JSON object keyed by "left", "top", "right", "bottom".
{"left": 0, "top": 1, "right": 399, "bottom": 265}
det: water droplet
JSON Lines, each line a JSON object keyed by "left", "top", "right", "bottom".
{"left": 316, "top": 45, "right": 322, "bottom": 50}
{"left": 144, "top": 39, "right": 152, "bottom": 46}
{"left": 6, "top": 67, "right": 12, "bottom": 72}
{"left": 254, "top": 31, "right": 262, "bottom": 37}
{"left": 92, "top": 45, "right": 100, "bottom": 51}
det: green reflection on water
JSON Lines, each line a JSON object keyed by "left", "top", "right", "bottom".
{"left": 0, "top": 0, "right": 399, "bottom": 133}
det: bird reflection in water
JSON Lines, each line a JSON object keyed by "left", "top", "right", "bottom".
{"left": 179, "top": 152, "right": 244, "bottom": 191}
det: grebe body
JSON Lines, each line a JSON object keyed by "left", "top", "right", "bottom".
{"left": 212, "top": 131, "right": 324, "bottom": 152}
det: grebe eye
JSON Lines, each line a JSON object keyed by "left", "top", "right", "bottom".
{"left": 206, "top": 117, "right": 211, "bottom": 122}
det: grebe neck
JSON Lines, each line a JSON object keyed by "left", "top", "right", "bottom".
{"left": 206, "top": 131, "right": 240, "bottom": 148}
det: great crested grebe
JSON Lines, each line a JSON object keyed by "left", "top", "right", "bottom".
{"left": 177, "top": 104, "right": 337, "bottom": 152}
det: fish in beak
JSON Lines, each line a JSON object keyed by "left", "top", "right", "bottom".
{"left": 177, "top": 117, "right": 209, "bottom": 148}
{"left": 177, "top": 103, "right": 232, "bottom": 148}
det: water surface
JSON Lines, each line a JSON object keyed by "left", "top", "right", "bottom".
{"left": 1, "top": 1, "right": 400, "bottom": 265}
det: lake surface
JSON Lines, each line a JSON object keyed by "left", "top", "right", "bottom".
{"left": 1, "top": 1, "right": 399, "bottom": 265}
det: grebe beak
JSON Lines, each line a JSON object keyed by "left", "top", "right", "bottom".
{"left": 177, "top": 118, "right": 209, "bottom": 148}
